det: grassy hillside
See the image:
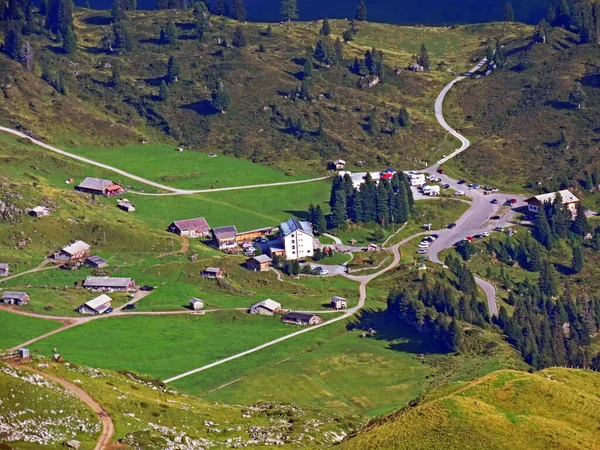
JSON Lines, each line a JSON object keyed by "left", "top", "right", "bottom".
{"left": 0, "top": 9, "right": 530, "bottom": 174}
{"left": 342, "top": 368, "right": 600, "bottom": 450}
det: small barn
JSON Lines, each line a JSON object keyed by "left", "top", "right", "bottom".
{"left": 330, "top": 296, "right": 348, "bottom": 310}
{"left": 30, "top": 206, "right": 51, "bottom": 217}
{"left": 246, "top": 255, "right": 273, "bottom": 272}
{"left": 76, "top": 177, "right": 123, "bottom": 196}
{"left": 189, "top": 298, "right": 205, "bottom": 310}
{"left": 83, "top": 276, "right": 135, "bottom": 292}
{"left": 168, "top": 217, "right": 211, "bottom": 238}
{"left": 212, "top": 226, "right": 238, "bottom": 249}
{"left": 282, "top": 312, "right": 322, "bottom": 326}
{"left": 85, "top": 256, "right": 108, "bottom": 269}
{"left": 201, "top": 267, "right": 224, "bottom": 279}
{"left": 55, "top": 240, "right": 91, "bottom": 261}
{"left": 117, "top": 199, "right": 136, "bottom": 212}
{"left": 267, "top": 241, "right": 286, "bottom": 258}
{"left": 77, "top": 294, "right": 113, "bottom": 315}
{"left": 18, "top": 348, "right": 30, "bottom": 359}
{"left": 0, "top": 263, "right": 9, "bottom": 277}
{"left": 248, "top": 299, "right": 282, "bottom": 316}
{"left": 333, "top": 159, "right": 346, "bottom": 170}
{"left": 1, "top": 291, "right": 30, "bottom": 305}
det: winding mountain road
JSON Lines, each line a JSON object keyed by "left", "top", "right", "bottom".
{"left": 0, "top": 126, "right": 329, "bottom": 195}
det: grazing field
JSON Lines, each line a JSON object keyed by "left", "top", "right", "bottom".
{"left": 0, "top": 310, "right": 62, "bottom": 350}
{"left": 31, "top": 312, "right": 300, "bottom": 379}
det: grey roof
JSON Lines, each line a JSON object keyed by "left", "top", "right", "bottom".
{"left": 172, "top": 217, "right": 210, "bottom": 232}
{"left": 212, "top": 226, "right": 238, "bottom": 239}
{"left": 203, "top": 267, "right": 222, "bottom": 273}
{"left": 0, "top": 263, "right": 8, "bottom": 270}
{"left": 2, "top": 291, "right": 28, "bottom": 300}
{"left": 283, "top": 312, "right": 319, "bottom": 321}
{"left": 62, "top": 240, "right": 91, "bottom": 255}
{"left": 86, "top": 255, "right": 107, "bottom": 265}
{"left": 331, "top": 296, "right": 346, "bottom": 302}
{"left": 280, "top": 218, "right": 313, "bottom": 237}
{"left": 83, "top": 294, "right": 112, "bottom": 312}
{"left": 251, "top": 255, "right": 272, "bottom": 264}
{"left": 189, "top": 297, "right": 204, "bottom": 304}
{"left": 32, "top": 206, "right": 51, "bottom": 213}
{"left": 78, "top": 177, "right": 113, "bottom": 191}
{"left": 267, "top": 241, "right": 285, "bottom": 252}
{"left": 83, "top": 276, "right": 133, "bottom": 288}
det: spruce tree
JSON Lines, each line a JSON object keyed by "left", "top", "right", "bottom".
{"left": 156, "top": 0, "right": 168, "bottom": 8}
{"left": 112, "top": 0, "right": 126, "bottom": 21}
{"left": 533, "top": 211, "right": 553, "bottom": 249}
{"left": 232, "top": 25, "right": 247, "bottom": 47}
{"left": 572, "top": 203, "right": 589, "bottom": 236}
{"left": 164, "top": 18, "right": 178, "bottom": 44}
{"left": 397, "top": 107, "right": 410, "bottom": 127}
{"left": 572, "top": 246, "right": 584, "bottom": 273}
{"left": 556, "top": 0, "right": 570, "bottom": 28}
{"left": 545, "top": 2, "right": 556, "bottom": 25}
{"left": 334, "top": 37, "right": 343, "bottom": 62}
{"left": 194, "top": 2, "right": 209, "bottom": 40}
{"left": 211, "top": 80, "right": 231, "bottom": 112}
{"left": 417, "top": 43, "right": 430, "bottom": 69}
{"left": 303, "top": 49, "right": 313, "bottom": 80}
{"left": 62, "top": 26, "right": 77, "bottom": 54}
{"left": 230, "top": 0, "right": 246, "bottom": 22}
{"left": 367, "top": 109, "right": 376, "bottom": 134}
{"left": 376, "top": 183, "right": 389, "bottom": 225}
{"left": 111, "top": 62, "right": 121, "bottom": 88}
{"left": 158, "top": 80, "right": 169, "bottom": 101}
{"left": 320, "top": 18, "right": 331, "bottom": 36}
{"left": 113, "top": 19, "right": 133, "bottom": 53}
{"left": 355, "top": 0, "right": 367, "bottom": 22}
{"left": 331, "top": 190, "right": 347, "bottom": 228}
{"left": 539, "top": 261, "right": 559, "bottom": 296}
{"left": 212, "top": 0, "right": 225, "bottom": 15}
{"left": 4, "top": 24, "right": 22, "bottom": 60}
{"left": 373, "top": 226, "right": 384, "bottom": 243}
{"left": 313, "top": 205, "right": 327, "bottom": 235}
{"left": 166, "top": 55, "right": 180, "bottom": 83}
{"left": 503, "top": 2, "right": 514, "bottom": 22}
{"left": 20, "top": 40, "right": 34, "bottom": 70}
{"left": 280, "top": 0, "right": 297, "bottom": 22}
{"left": 449, "top": 319, "right": 463, "bottom": 351}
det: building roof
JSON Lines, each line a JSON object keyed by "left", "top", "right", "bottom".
{"left": 0, "top": 263, "right": 8, "bottom": 270}
{"left": 203, "top": 267, "right": 222, "bottom": 274}
{"left": 334, "top": 159, "right": 346, "bottom": 165}
{"left": 83, "top": 276, "right": 133, "bottom": 288}
{"left": 172, "top": 217, "right": 210, "bottom": 232}
{"left": 526, "top": 190, "right": 580, "bottom": 205}
{"left": 32, "top": 206, "right": 50, "bottom": 213}
{"left": 61, "top": 240, "right": 91, "bottom": 256}
{"left": 331, "top": 296, "right": 346, "bottom": 302}
{"left": 83, "top": 294, "right": 112, "bottom": 313}
{"left": 77, "top": 177, "right": 114, "bottom": 191}
{"left": 86, "top": 255, "right": 107, "bottom": 265}
{"left": 283, "top": 312, "right": 319, "bottom": 321}
{"left": 251, "top": 255, "right": 273, "bottom": 264}
{"left": 267, "top": 241, "right": 285, "bottom": 252}
{"left": 252, "top": 299, "right": 281, "bottom": 312}
{"left": 280, "top": 218, "right": 313, "bottom": 237}
{"left": 2, "top": 291, "right": 28, "bottom": 300}
{"left": 189, "top": 297, "right": 204, "bottom": 304}
{"left": 212, "top": 226, "right": 238, "bottom": 239}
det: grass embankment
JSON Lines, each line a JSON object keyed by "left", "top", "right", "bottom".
{"left": 342, "top": 368, "right": 600, "bottom": 450}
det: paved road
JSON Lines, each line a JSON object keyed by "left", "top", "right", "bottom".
{"left": 8, "top": 361, "right": 114, "bottom": 450}
{"left": 0, "top": 126, "right": 329, "bottom": 195}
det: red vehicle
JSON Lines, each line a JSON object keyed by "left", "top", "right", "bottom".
{"left": 506, "top": 198, "right": 518, "bottom": 204}
{"left": 437, "top": 168, "right": 446, "bottom": 174}
{"left": 466, "top": 236, "right": 475, "bottom": 242}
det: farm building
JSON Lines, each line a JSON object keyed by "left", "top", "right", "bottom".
{"left": 248, "top": 299, "right": 282, "bottom": 316}
{"left": 83, "top": 276, "right": 136, "bottom": 292}
{"left": 282, "top": 312, "right": 322, "bottom": 326}
{"left": 77, "top": 294, "right": 113, "bottom": 314}
{"left": 189, "top": 298, "right": 205, "bottom": 310}
{"left": 246, "top": 255, "right": 272, "bottom": 272}
{"left": 76, "top": 177, "right": 123, "bottom": 196}
{"left": 0, "top": 263, "right": 8, "bottom": 277}
{"left": 85, "top": 256, "right": 108, "bottom": 269}
{"left": 367, "top": 243, "right": 379, "bottom": 252}
{"left": 212, "top": 226, "right": 238, "bottom": 249}
{"left": 18, "top": 348, "right": 30, "bottom": 359}
{"left": 1, "top": 291, "right": 29, "bottom": 305}
{"left": 236, "top": 227, "right": 274, "bottom": 243}
{"left": 267, "top": 241, "right": 286, "bottom": 258}
{"left": 168, "top": 217, "right": 211, "bottom": 238}
{"left": 280, "top": 218, "right": 314, "bottom": 260}
{"left": 333, "top": 159, "right": 346, "bottom": 170}
{"left": 525, "top": 190, "right": 580, "bottom": 216}
{"left": 201, "top": 267, "right": 224, "bottom": 279}
{"left": 331, "top": 296, "right": 348, "bottom": 310}
{"left": 55, "top": 240, "right": 91, "bottom": 261}
{"left": 117, "top": 199, "right": 136, "bottom": 212}
{"left": 30, "top": 206, "right": 51, "bottom": 217}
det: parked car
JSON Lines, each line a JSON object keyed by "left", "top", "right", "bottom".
{"left": 448, "top": 223, "right": 457, "bottom": 229}
{"left": 457, "top": 180, "right": 466, "bottom": 184}
{"left": 442, "top": 183, "right": 450, "bottom": 189}
{"left": 454, "top": 190, "right": 465, "bottom": 196}
{"left": 430, "top": 234, "right": 439, "bottom": 239}
{"left": 140, "top": 285, "right": 154, "bottom": 292}
{"left": 418, "top": 242, "right": 430, "bottom": 248}
{"left": 507, "top": 198, "right": 518, "bottom": 204}
{"left": 468, "top": 183, "right": 475, "bottom": 188}
{"left": 491, "top": 199, "right": 498, "bottom": 204}
{"left": 494, "top": 226, "right": 504, "bottom": 232}
{"left": 437, "top": 168, "right": 446, "bottom": 174}
{"left": 243, "top": 249, "right": 256, "bottom": 256}
{"left": 312, "top": 266, "right": 329, "bottom": 276}
{"left": 490, "top": 215, "right": 501, "bottom": 220}
{"left": 480, "top": 232, "right": 490, "bottom": 237}
{"left": 104, "top": 307, "right": 113, "bottom": 314}
{"left": 466, "top": 236, "right": 475, "bottom": 242}
{"left": 416, "top": 249, "right": 428, "bottom": 254}
{"left": 123, "top": 304, "right": 137, "bottom": 310}
{"left": 473, "top": 184, "right": 481, "bottom": 189}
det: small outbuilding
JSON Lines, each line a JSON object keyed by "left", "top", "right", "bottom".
{"left": 1, "top": 291, "right": 30, "bottom": 305}
{"left": 55, "top": 240, "right": 91, "bottom": 261}
{"left": 212, "top": 226, "right": 238, "bottom": 249}
{"left": 117, "top": 198, "right": 136, "bottom": 212}
{"left": 330, "top": 296, "right": 348, "bottom": 310}
{"left": 282, "top": 312, "right": 323, "bottom": 326}
{"left": 77, "top": 294, "right": 113, "bottom": 315}
{"left": 30, "top": 206, "right": 51, "bottom": 217}
{"left": 85, "top": 256, "right": 108, "bottom": 269}
{"left": 248, "top": 299, "right": 282, "bottom": 316}
{"left": 0, "top": 263, "right": 9, "bottom": 277}
{"left": 189, "top": 298, "right": 205, "bottom": 310}
{"left": 168, "top": 217, "right": 211, "bottom": 238}
{"left": 76, "top": 177, "right": 123, "bottom": 197}
{"left": 18, "top": 348, "right": 30, "bottom": 359}
{"left": 201, "top": 267, "right": 224, "bottom": 279}
{"left": 333, "top": 159, "right": 346, "bottom": 170}
{"left": 246, "top": 255, "right": 273, "bottom": 272}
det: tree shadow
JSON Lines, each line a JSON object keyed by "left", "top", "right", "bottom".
{"left": 291, "top": 57, "right": 305, "bottom": 66}
{"left": 178, "top": 34, "right": 197, "bottom": 41}
{"left": 283, "top": 210, "right": 311, "bottom": 220}
{"left": 144, "top": 76, "right": 166, "bottom": 87}
{"left": 139, "top": 37, "right": 164, "bottom": 46}
{"left": 180, "top": 100, "right": 218, "bottom": 116}
{"left": 83, "top": 15, "right": 111, "bottom": 26}
{"left": 543, "top": 100, "right": 574, "bottom": 111}
{"left": 176, "top": 22, "right": 195, "bottom": 31}
{"left": 285, "top": 70, "right": 304, "bottom": 81}
{"left": 581, "top": 74, "right": 600, "bottom": 88}
{"left": 83, "top": 46, "right": 108, "bottom": 55}
{"left": 44, "top": 44, "right": 66, "bottom": 55}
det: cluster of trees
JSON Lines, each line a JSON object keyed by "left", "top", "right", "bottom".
{"left": 312, "top": 35, "right": 344, "bottom": 66}
{"left": 351, "top": 47, "right": 385, "bottom": 80}
{"left": 497, "top": 284, "right": 600, "bottom": 369}
{"left": 533, "top": 194, "right": 590, "bottom": 251}
{"left": 158, "top": 0, "right": 247, "bottom": 22}
{"left": 328, "top": 172, "right": 414, "bottom": 230}
{"left": 537, "top": 0, "right": 600, "bottom": 44}
{"left": 312, "top": 246, "right": 334, "bottom": 261}
{"left": 307, "top": 204, "right": 327, "bottom": 235}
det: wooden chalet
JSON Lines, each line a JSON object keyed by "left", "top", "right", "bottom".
{"left": 330, "top": 296, "right": 348, "bottom": 310}
{"left": 212, "top": 226, "right": 238, "bottom": 249}
{"left": 236, "top": 226, "right": 274, "bottom": 243}
{"left": 85, "top": 255, "right": 108, "bottom": 269}
{"left": 83, "top": 276, "right": 135, "bottom": 292}
{"left": 1, "top": 291, "right": 29, "bottom": 305}
{"left": 246, "top": 255, "right": 272, "bottom": 272}
{"left": 76, "top": 177, "right": 123, "bottom": 197}
{"left": 201, "top": 267, "right": 224, "bottom": 279}
{"left": 282, "top": 312, "right": 322, "bottom": 326}
{"left": 77, "top": 294, "right": 112, "bottom": 314}
{"left": 168, "top": 217, "right": 211, "bottom": 238}
{"left": 55, "top": 240, "right": 91, "bottom": 261}
{"left": 248, "top": 299, "right": 282, "bottom": 316}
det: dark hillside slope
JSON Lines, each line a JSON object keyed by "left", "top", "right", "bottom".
{"left": 342, "top": 368, "right": 600, "bottom": 450}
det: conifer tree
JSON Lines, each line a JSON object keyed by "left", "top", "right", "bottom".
{"left": 194, "top": 2, "right": 209, "bottom": 40}
{"left": 572, "top": 203, "right": 589, "bottom": 236}
{"left": 320, "top": 18, "right": 331, "bottom": 36}
{"left": 4, "top": 23, "right": 22, "bottom": 60}
{"left": 539, "top": 261, "right": 559, "bottom": 296}
{"left": 20, "top": 40, "right": 34, "bottom": 70}
{"left": 156, "top": 0, "right": 168, "bottom": 9}
{"left": 533, "top": 211, "right": 553, "bottom": 249}
{"left": 334, "top": 37, "right": 343, "bottom": 62}
{"left": 158, "top": 80, "right": 169, "bottom": 101}
{"left": 355, "top": 0, "right": 367, "bottom": 22}
{"left": 280, "top": 0, "right": 297, "bottom": 22}
{"left": 230, "top": 0, "right": 246, "bottom": 22}
{"left": 232, "top": 25, "right": 247, "bottom": 47}
{"left": 112, "top": 0, "right": 126, "bottom": 21}
{"left": 110, "top": 62, "right": 121, "bottom": 88}
{"left": 417, "top": 43, "right": 430, "bottom": 69}
{"left": 212, "top": 0, "right": 225, "bottom": 15}
{"left": 397, "top": 107, "right": 410, "bottom": 127}
{"left": 572, "top": 246, "right": 584, "bottom": 273}
{"left": 212, "top": 80, "right": 231, "bottom": 112}
{"left": 303, "top": 49, "right": 313, "bottom": 80}
{"left": 164, "top": 18, "right": 178, "bottom": 44}
{"left": 113, "top": 19, "right": 133, "bottom": 53}
{"left": 556, "top": 0, "right": 570, "bottom": 28}
{"left": 367, "top": 109, "right": 376, "bottom": 134}
{"left": 331, "top": 190, "right": 347, "bottom": 228}
{"left": 503, "top": 2, "right": 514, "bottom": 22}
{"left": 449, "top": 319, "right": 463, "bottom": 351}
{"left": 545, "top": 3, "right": 555, "bottom": 25}
{"left": 313, "top": 204, "right": 327, "bottom": 235}
{"left": 166, "top": 55, "right": 180, "bottom": 83}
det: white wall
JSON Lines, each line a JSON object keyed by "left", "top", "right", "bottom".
{"left": 283, "top": 231, "right": 314, "bottom": 260}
